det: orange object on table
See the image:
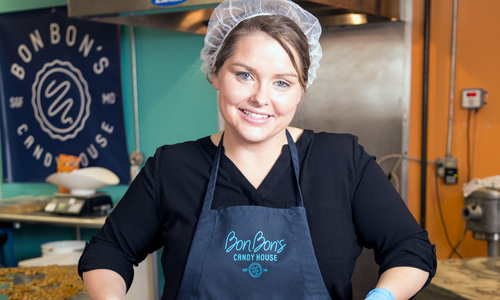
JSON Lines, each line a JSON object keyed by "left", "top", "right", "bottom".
{"left": 57, "top": 155, "right": 81, "bottom": 193}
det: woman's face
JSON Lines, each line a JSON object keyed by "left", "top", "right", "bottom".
{"left": 212, "top": 31, "right": 304, "bottom": 146}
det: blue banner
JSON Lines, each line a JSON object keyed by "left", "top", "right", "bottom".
{"left": 0, "top": 7, "right": 130, "bottom": 184}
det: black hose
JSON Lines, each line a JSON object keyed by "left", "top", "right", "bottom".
{"left": 420, "top": 0, "right": 431, "bottom": 230}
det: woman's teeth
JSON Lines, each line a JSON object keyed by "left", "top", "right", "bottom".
{"left": 242, "top": 109, "right": 270, "bottom": 119}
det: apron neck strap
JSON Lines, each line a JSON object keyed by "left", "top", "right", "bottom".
{"left": 202, "top": 130, "right": 304, "bottom": 210}
{"left": 285, "top": 130, "right": 305, "bottom": 207}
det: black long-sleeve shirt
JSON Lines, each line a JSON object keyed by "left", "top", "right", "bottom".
{"left": 78, "top": 130, "right": 436, "bottom": 300}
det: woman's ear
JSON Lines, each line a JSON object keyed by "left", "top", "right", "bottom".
{"left": 212, "top": 72, "right": 220, "bottom": 90}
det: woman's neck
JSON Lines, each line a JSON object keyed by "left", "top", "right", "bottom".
{"left": 210, "top": 127, "right": 303, "bottom": 189}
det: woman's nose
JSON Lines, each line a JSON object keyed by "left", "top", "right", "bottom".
{"left": 249, "top": 83, "right": 270, "bottom": 106}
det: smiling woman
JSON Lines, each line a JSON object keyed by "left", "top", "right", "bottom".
{"left": 206, "top": 14, "right": 316, "bottom": 188}
{"left": 78, "top": 1, "right": 437, "bottom": 299}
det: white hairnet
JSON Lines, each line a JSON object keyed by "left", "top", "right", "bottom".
{"left": 201, "top": 0, "right": 323, "bottom": 88}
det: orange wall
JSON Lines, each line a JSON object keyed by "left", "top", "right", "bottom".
{"left": 409, "top": 0, "right": 500, "bottom": 259}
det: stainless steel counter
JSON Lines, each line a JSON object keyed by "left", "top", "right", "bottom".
{"left": 0, "top": 212, "right": 106, "bottom": 228}
{"left": 0, "top": 212, "right": 107, "bottom": 240}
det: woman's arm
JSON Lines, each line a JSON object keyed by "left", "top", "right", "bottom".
{"left": 79, "top": 151, "right": 166, "bottom": 293}
{"left": 83, "top": 269, "right": 127, "bottom": 300}
{"left": 369, "top": 266, "right": 429, "bottom": 300}
{"left": 347, "top": 140, "right": 436, "bottom": 299}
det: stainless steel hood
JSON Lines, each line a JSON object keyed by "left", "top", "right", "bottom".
{"left": 67, "top": 0, "right": 400, "bottom": 34}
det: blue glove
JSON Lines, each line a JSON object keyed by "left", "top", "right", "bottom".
{"left": 364, "top": 288, "right": 395, "bottom": 300}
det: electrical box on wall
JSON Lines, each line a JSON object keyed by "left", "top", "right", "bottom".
{"left": 436, "top": 157, "right": 458, "bottom": 184}
{"left": 462, "top": 88, "right": 487, "bottom": 109}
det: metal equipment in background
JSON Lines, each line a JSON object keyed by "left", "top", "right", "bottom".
{"left": 462, "top": 187, "right": 500, "bottom": 256}
{"left": 66, "top": 0, "right": 400, "bottom": 34}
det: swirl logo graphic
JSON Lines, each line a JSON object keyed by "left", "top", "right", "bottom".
{"left": 31, "top": 60, "right": 91, "bottom": 141}
{"left": 243, "top": 262, "right": 268, "bottom": 278}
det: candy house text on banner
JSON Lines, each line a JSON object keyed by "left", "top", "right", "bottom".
{"left": 0, "top": 7, "right": 130, "bottom": 184}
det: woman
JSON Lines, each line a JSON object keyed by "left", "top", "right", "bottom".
{"left": 79, "top": 0, "right": 436, "bottom": 299}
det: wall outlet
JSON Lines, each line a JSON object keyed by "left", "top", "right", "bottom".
{"left": 436, "top": 157, "right": 458, "bottom": 184}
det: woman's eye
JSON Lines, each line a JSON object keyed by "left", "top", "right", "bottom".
{"left": 275, "top": 80, "right": 290, "bottom": 88}
{"left": 236, "top": 72, "right": 252, "bottom": 80}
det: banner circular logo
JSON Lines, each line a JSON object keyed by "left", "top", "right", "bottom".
{"left": 31, "top": 59, "right": 91, "bottom": 141}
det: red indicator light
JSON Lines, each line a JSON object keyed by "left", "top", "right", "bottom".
{"left": 467, "top": 92, "right": 477, "bottom": 97}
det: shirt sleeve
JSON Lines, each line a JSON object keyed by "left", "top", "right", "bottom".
{"left": 78, "top": 148, "right": 164, "bottom": 291}
{"left": 349, "top": 138, "right": 437, "bottom": 288}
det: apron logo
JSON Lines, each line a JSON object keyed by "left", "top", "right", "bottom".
{"left": 225, "top": 230, "right": 286, "bottom": 255}
{"left": 242, "top": 262, "right": 268, "bottom": 278}
{"left": 225, "top": 230, "right": 285, "bottom": 278}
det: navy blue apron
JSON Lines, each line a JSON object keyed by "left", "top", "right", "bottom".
{"left": 177, "top": 131, "right": 331, "bottom": 299}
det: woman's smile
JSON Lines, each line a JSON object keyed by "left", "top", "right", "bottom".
{"left": 240, "top": 109, "right": 271, "bottom": 119}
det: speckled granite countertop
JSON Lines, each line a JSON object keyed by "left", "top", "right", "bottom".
{"left": 416, "top": 257, "right": 500, "bottom": 300}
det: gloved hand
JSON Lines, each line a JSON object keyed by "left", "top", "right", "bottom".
{"left": 364, "top": 288, "right": 395, "bottom": 300}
